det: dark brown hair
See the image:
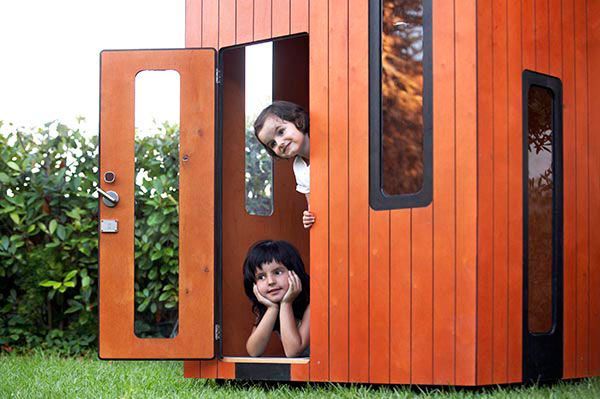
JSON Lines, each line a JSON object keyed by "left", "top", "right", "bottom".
{"left": 253, "top": 101, "right": 309, "bottom": 158}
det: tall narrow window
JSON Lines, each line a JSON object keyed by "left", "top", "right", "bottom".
{"left": 134, "top": 70, "right": 180, "bottom": 338}
{"left": 370, "top": 0, "right": 432, "bottom": 209}
{"left": 245, "top": 42, "right": 274, "bottom": 216}
{"left": 523, "top": 70, "right": 563, "bottom": 336}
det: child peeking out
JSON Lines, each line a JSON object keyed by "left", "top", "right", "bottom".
{"left": 253, "top": 101, "right": 315, "bottom": 229}
{"left": 243, "top": 240, "right": 310, "bottom": 357}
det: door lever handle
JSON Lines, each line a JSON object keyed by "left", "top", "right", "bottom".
{"left": 97, "top": 187, "right": 120, "bottom": 208}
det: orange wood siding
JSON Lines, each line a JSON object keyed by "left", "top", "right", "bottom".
{"left": 589, "top": 0, "right": 600, "bottom": 377}
{"left": 477, "top": 0, "right": 598, "bottom": 383}
{"left": 185, "top": 0, "right": 477, "bottom": 384}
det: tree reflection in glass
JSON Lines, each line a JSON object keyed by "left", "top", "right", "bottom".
{"left": 527, "top": 85, "right": 554, "bottom": 334}
{"left": 382, "top": 0, "right": 424, "bottom": 195}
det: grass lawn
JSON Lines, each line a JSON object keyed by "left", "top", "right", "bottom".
{"left": 1, "top": 352, "right": 599, "bottom": 398}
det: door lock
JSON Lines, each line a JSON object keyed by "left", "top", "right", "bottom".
{"left": 96, "top": 187, "right": 120, "bottom": 208}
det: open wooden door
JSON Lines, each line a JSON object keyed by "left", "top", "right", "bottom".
{"left": 99, "top": 49, "right": 216, "bottom": 359}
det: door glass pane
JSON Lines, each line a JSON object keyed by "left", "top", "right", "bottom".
{"left": 245, "top": 42, "right": 274, "bottom": 216}
{"left": 381, "top": 0, "right": 424, "bottom": 195}
{"left": 134, "top": 70, "right": 180, "bottom": 338}
{"left": 527, "top": 85, "right": 554, "bottom": 334}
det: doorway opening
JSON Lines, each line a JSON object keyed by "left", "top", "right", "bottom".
{"left": 218, "top": 34, "right": 310, "bottom": 362}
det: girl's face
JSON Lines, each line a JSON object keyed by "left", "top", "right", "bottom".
{"left": 254, "top": 261, "right": 290, "bottom": 303}
{"left": 257, "top": 115, "right": 308, "bottom": 159}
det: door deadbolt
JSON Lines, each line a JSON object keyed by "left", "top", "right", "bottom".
{"left": 96, "top": 187, "right": 119, "bottom": 208}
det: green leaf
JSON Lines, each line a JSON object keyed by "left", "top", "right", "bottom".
{"left": 63, "top": 281, "right": 75, "bottom": 288}
{"left": 81, "top": 276, "right": 90, "bottom": 288}
{"left": 0, "top": 172, "right": 9, "bottom": 183}
{"left": 7, "top": 161, "right": 20, "bottom": 171}
{"left": 56, "top": 225, "right": 66, "bottom": 240}
{"left": 158, "top": 291, "right": 170, "bottom": 301}
{"left": 64, "top": 270, "right": 78, "bottom": 282}
{"left": 49, "top": 220, "right": 58, "bottom": 235}
{"left": 0, "top": 236, "right": 9, "bottom": 251}
{"left": 39, "top": 280, "right": 61, "bottom": 290}
{"left": 9, "top": 212, "right": 20, "bottom": 225}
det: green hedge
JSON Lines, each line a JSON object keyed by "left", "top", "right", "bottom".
{"left": 0, "top": 121, "right": 181, "bottom": 354}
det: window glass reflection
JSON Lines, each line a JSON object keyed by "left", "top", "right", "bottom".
{"left": 382, "top": 0, "right": 424, "bottom": 195}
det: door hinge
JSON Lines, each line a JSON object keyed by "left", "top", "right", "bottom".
{"left": 215, "top": 324, "right": 222, "bottom": 341}
{"left": 215, "top": 68, "right": 223, "bottom": 84}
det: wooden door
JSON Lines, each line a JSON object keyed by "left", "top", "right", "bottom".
{"left": 99, "top": 49, "right": 216, "bottom": 359}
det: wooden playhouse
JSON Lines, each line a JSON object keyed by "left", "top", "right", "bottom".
{"left": 98, "top": 0, "right": 600, "bottom": 385}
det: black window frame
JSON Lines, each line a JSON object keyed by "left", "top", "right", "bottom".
{"left": 521, "top": 69, "right": 563, "bottom": 381}
{"left": 369, "top": 0, "right": 433, "bottom": 210}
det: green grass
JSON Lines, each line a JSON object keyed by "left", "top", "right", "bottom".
{"left": 1, "top": 352, "right": 599, "bottom": 398}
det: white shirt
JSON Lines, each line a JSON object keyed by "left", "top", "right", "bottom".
{"left": 293, "top": 156, "right": 310, "bottom": 194}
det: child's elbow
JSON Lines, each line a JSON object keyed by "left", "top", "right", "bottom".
{"left": 246, "top": 343, "right": 263, "bottom": 358}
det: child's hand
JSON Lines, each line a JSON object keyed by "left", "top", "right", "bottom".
{"left": 253, "top": 284, "right": 279, "bottom": 309}
{"left": 302, "top": 210, "right": 315, "bottom": 229}
{"left": 282, "top": 271, "right": 302, "bottom": 303}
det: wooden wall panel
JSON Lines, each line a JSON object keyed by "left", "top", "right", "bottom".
{"left": 476, "top": 0, "right": 494, "bottom": 385}
{"left": 219, "top": 0, "right": 236, "bottom": 47}
{"left": 328, "top": 0, "right": 350, "bottom": 383}
{"left": 348, "top": 0, "right": 370, "bottom": 384}
{"left": 588, "top": 0, "right": 600, "bottom": 377}
{"left": 184, "top": 0, "right": 481, "bottom": 385}
{"left": 291, "top": 0, "right": 309, "bottom": 33}
{"left": 185, "top": 0, "right": 202, "bottom": 47}
{"left": 574, "top": 0, "right": 590, "bottom": 378}
{"left": 202, "top": 0, "right": 219, "bottom": 47}
{"left": 273, "top": 0, "right": 291, "bottom": 37}
{"left": 535, "top": 0, "right": 550, "bottom": 71}
{"left": 432, "top": 0, "right": 456, "bottom": 385}
{"left": 183, "top": 360, "right": 201, "bottom": 378}
{"left": 454, "top": 0, "right": 478, "bottom": 385}
{"left": 491, "top": 0, "right": 509, "bottom": 383}
{"left": 309, "top": 0, "right": 330, "bottom": 382}
{"left": 411, "top": 207, "right": 433, "bottom": 384}
{"left": 236, "top": 0, "right": 253, "bottom": 44}
{"left": 561, "top": 0, "right": 577, "bottom": 379}
{"left": 506, "top": 0, "right": 523, "bottom": 383}
{"left": 369, "top": 210, "right": 390, "bottom": 384}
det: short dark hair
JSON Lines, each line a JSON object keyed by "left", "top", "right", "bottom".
{"left": 242, "top": 240, "right": 310, "bottom": 330}
{"left": 253, "top": 101, "right": 309, "bottom": 158}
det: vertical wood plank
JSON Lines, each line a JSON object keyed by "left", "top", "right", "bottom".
{"left": 291, "top": 363, "right": 310, "bottom": 381}
{"left": 432, "top": 0, "right": 456, "bottom": 385}
{"left": 522, "top": 0, "right": 535, "bottom": 69}
{"left": 561, "top": 0, "right": 577, "bottom": 378}
{"left": 411, "top": 206, "right": 433, "bottom": 384}
{"left": 200, "top": 359, "right": 218, "bottom": 378}
{"left": 272, "top": 0, "right": 291, "bottom": 37}
{"left": 549, "top": 0, "right": 562, "bottom": 75}
{"left": 476, "top": 0, "right": 494, "bottom": 385}
{"left": 328, "top": 0, "right": 349, "bottom": 383}
{"left": 574, "top": 0, "right": 590, "bottom": 377}
{"left": 455, "top": 0, "right": 478, "bottom": 385}
{"left": 588, "top": 0, "right": 600, "bottom": 376}
{"left": 183, "top": 360, "right": 201, "bottom": 378}
{"left": 369, "top": 210, "right": 390, "bottom": 383}
{"left": 308, "top": 0, "right": 330, "bottom": 381}
{"left": 219, "top": 0, "right": 236, "bottom": 47}
{"left": 254, "top": 0, "right": 272, "bottom": 41}
{"left": 348, "top": 0, "right": 370, "bottom": 383}
{"left": 236, "top": 0, "right": 254, "bottom": 44}
{"left": 390, "top": 211, "right": 411, "bottom": 383}
{"left": 217, "top": 361, "right": 235, "bottom": 379}
{"left": 506, "top": 0, "right": 523, "bottom": 383}
{"left": 186, "top": 0, "right": 203, "bottom": 47}
{"left": 535, "top": 0, "right": 550, "bottom": 72}
{"left": 202, "top": 0, "right": 219, "bottom": 48}
{"left": 492, "top": 0, "right": 509, "bottom": 384}
{"left": 291, "top": 0, "right": 309, "bottom": 33}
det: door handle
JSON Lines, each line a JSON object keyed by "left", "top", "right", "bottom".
{"left": 97, "top": 187, "right": 120, "bottom": 208}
